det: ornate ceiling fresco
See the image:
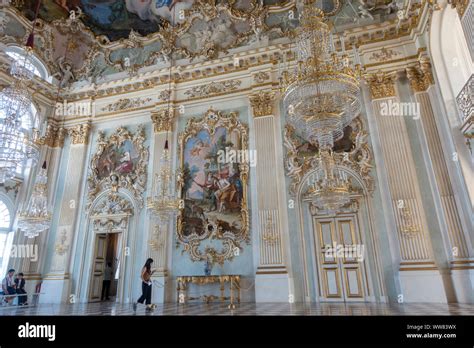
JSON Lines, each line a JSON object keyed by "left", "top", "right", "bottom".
{"left": 1, "top": 0, "right": 402, "bottom": 84}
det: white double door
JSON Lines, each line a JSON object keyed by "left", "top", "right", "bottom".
{"left": 313, "top": 214, "right": 369, "bottom": 302}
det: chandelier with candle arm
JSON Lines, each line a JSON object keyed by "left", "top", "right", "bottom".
{"left": 281, "top": 0, "right": 362, "bottom": 212}
{"left": 17, "top": 161, "right": 52, "bottom": 238}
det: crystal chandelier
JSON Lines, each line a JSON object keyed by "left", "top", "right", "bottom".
{"left": 281, "top": 1, "right": 362, "bottom": 150}
{"left": 147, "top": 139, "right": 183, "bottom": 223}
{"left": 147, "top": 7, "right": 182, "bottom": 224}
{"left": 0, "top": 50, "right": 41, "bottom": 183}
{"left": 0, "top": 0, "right": 42, "bottom": 183}
{"left": 17, "top": 161, "right": 52, "bottom": 238}
{"left": 307, "top": 149, "right": 351, "bottom": 212}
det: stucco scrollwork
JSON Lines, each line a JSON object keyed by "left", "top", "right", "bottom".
{"left": 284, "top": 116, "right": 374, "bottom": 196}
{"left": 87, "top": 125, "right": 148, "bottom": 210}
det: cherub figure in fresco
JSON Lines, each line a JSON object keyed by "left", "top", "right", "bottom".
{"left": 190, "top": 139, "right": 209, "bottom": 157}
{"left": 55, "top": 57, "right": 75, "bottom": 87}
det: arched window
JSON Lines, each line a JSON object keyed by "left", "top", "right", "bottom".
{"left": 4, "top": 46, "right": 50, "bottom": 81}
{"left": 1, "top": 47, "right": 46, "bottom": 177}
{"left": 0, "top": 200, "right": 10, "bottom": 229}
{"left": 0, "top": 199, "right": 13, "bottom": 277}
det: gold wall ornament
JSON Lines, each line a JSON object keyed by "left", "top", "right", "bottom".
{"left": 365, "top": 71, "right": 398, "bottom": 99}
{"left": 43, "top": 125, "right": 67, "bottom": 148}
{"left": 177, "top": 108, "right": 250, "bottom": 265}
{"left": 284, "top": 116, "right": 374, "bottom": 196}
{"left": 184, "top": 80, "right": 242, "bottom": 99}
{"left": 368, "top": 48, "right": 402, "bottom": 62}
{"left": 253, "top": 71, "right": 270, "bottom": 84}
{"left": 406, "top": 57, "right": 434, "bottom": 93}
{"left": 101, "top": 97, "right": 153, "bottom": 113}
{"left": 158, "top": 89, "right": 171, "bottom": 102}
{"left": 151, "top": 108, "right": 175, "bottom": 133}
{"left": 261, "top": 215, "right": 279, "bottom": 246}
{"left": 249, "top": 90, "right": 276, "bottom": 117}
{"left": 68, "top": 123, "right": 91, "bottom": 145}
{"left": 449, "top": 0, "right": 470, "bottom": 17}
{"left": 148, "top": 225, "right": 165, "bottom": 252}
{"left": 400, "top": 207, "right": 420, "bottom": 238}
{"left": 91, "top": 192, "right": 133, "bottom": 216}
{"left": 87, "top": 125, "right": 149, "bottom": 210}
{"left": 54, "top": 229, "right": 69, "bottom": 256}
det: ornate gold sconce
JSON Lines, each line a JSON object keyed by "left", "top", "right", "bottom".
{"left": 400, "top": 207, "right": 420, "bottom": 238}
{"left": 54, "top": 229, "right": 69, "bottom": 255}
{"left": 262, "top": 215, "right": 279, "bottom": 246}
{"left": 149, "top": 225, "right": 165, "bottom": 251}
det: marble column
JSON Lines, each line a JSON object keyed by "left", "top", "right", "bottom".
{"left": 40, "top": 122, "right": 91, "bottom": 304}
{"left": 148, "top": 108, "right": 176, "bottom": 303}
{"left": 406, "top": 59, "right": 474, "bottom": 303}
{"left": 365, "top": 72, "right": 447, "bottom": 302}
{"left": 249, "top": 90, "right": 293, "bottom": 302}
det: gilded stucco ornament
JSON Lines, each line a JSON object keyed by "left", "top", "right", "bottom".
{"left": 87, "top": 126, "right": 149, "bottom": 210}
{"left": 284, "top": 116, "right": 374, "bottom": 196}
{"left": 365, "top": 71, "right": 398, "bottom": 99}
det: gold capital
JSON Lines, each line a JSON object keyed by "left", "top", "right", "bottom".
{"left": 151, "top": 108, "right": 175, "bottom": 133}
{"left": 249, "top": 90, "right": 276, "bottom": 117}
{"left": 450, "top": 0, "right": 469, "bottom": 17}
{"left": 365, "top": 72, "right": 398, "bottom": 99}
{"left": 44, "top": 125, "right": 67, "bottom": 148}
{"left": 68, "top": 123, "right": 91, "bottom": 145}
{"left": 406, "top": 57, "right": 434, "bottom": 93}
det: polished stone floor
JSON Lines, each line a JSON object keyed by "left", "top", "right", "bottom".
{"left": 0, "top": 301, "right": 473, "bottom": 316}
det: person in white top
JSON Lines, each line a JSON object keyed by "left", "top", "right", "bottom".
{"left": 2, "top": 269, "right": 16, "bottom": 305}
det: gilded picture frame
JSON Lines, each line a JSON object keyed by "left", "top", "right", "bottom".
{"left": 177, "top": 108, "right": 250, "bottom": 265}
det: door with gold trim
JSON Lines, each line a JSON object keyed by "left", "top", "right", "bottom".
{"left": 89, "top": 234, "right": 107, "bottom": 302}
{"left": 313, "top": 214, "right": 368, "bottom": 302}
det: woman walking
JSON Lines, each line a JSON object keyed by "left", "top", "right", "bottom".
{"left": 133, "top": 258, "right": 155, "bottom": 312}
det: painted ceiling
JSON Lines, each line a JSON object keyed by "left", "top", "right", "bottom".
{"left": 2, "top": 0, "right": 402, "bottom": 83}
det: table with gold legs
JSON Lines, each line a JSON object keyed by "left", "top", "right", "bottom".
{"left": 176, "top": 275, "right": 241, "bottom": 309}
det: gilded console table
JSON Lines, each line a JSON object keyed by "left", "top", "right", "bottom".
{"left": 176, "top": 275, "right": 241, "bottom": 308}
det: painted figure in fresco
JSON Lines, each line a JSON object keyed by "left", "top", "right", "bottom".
{"left": 214, "top": 172, "right": 237, "bottom": 213}
{"left": 230, "top": 172, "right": 242, "bottom": 205}
{"left": 98, "top": 151, "right": 115, "bottom": 178}
{"left": 125, "top": 0, "right": 194, "bottom": 24}
{"left": 116, "top": 151, "right": 133, "bottom": 174}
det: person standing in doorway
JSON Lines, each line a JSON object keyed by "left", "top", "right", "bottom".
{"left": 101, "top": 262, "right": 114, "bottom": 301}
{"left": 133, "top": 258, "right": 155, "bottom": 312}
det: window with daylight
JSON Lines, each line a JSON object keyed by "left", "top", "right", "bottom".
{"left": 0, "top": 200, "right": 11, "bottom": 229}
{"left": 0, "top": 199, "right": 12, "bottom": 276}
{"left": 5, "top": 46, "right": 49, "bottom": 80}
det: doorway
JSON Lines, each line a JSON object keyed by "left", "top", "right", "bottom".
{"left": 89, "top": 232, "right": 121, "bottom": 302}
{"left": 312, "top": 213, "right": 370, "bottom": 302}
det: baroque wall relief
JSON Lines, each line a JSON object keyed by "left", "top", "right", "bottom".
{"left": 87, "top": 125, "right": 149, "bottom": 210}
{"left": 90, "top": 191, "right": 134, "bottom": 234}
{"left": 176, "top": 108, "right": 250, "bottom": 265}
{"left": 284, "top": 116, "right": 374, "bottom": 197}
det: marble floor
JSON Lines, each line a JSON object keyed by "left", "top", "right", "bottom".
{"left": 0, "top": 302, "right": 473, "bottom": 316}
